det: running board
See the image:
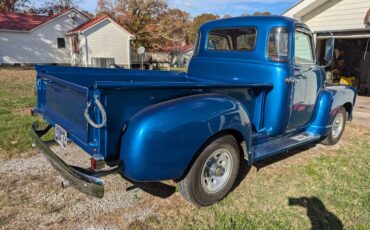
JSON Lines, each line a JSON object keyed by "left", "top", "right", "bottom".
{"left": 253, "top": 132, "right": 321, "bottom": 161}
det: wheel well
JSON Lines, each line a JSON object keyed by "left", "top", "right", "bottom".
{"left": 342, "top": 102, "right": 353, "bottom": 119}
{"left": 206, "top": 129, "right": 246, "bottom": 158}
{"left": 174, "top": 129, "right": 246, "bottom": 182}
{"left": 217, "top": 129, "right": 245, "bottom": 144}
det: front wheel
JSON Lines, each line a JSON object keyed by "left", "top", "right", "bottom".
{"left": 321, "top": 107, "right": 347, "bottom": 145}
{"left": 177, "top": 135, "right": 240, "bottom": 207}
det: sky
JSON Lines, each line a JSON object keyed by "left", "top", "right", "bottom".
{"left": 32, "top": 0, "right": 300, "bottom": 17}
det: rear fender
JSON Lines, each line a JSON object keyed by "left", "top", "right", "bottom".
{"left": 308, "top": 85, "right": 356, "bottom": 136}
{"left": 119, "top": 94, "right": 252, "bottom": 182}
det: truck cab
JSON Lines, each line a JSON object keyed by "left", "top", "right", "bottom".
{"left": 32, "top": 16, "right": 356, "bottom": 207}
{"left": 191, "top": 16, "right": 337, "bottom": 136}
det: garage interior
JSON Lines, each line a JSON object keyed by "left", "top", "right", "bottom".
{"left": 316, "top": 30, "right": 370, "bottom": 95}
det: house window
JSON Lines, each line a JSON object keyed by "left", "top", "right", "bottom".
{"left": 91, "top": 58, "right": 115, "bottom": 68}
{"left": 57, "top": 38, "right": 66, "bottom": 48}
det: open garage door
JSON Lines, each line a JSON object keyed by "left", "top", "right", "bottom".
{"left": 315, "top": 30, "right": 370, "bottom": 95}
{"left": 316, "top": 29, "right": 370, "bottom": 39}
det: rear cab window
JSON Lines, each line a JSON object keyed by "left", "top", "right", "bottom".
{"left": 207, "top": 28, "right": 257, "bottom": 51}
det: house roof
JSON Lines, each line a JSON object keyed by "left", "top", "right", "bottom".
{"left": 68, "top": 15, "right": 109, "bottom": 33}
{"left": 0, "top": 12, "right": 54, "bottom": 31}
{"left": 68, "top": 15, "right": 133, "bottom": 36}
{"left": 0, "top": 8, "right": 89, "bottom": 32}
{"left": 281, "top": 0, "right": 304, "bottom": 15}
{"left": 282, "top": 0, "right": 330, "bottom": 19}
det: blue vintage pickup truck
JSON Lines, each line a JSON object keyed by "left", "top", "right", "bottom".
{"left": 32, "top": 16, "right": 356, "bottom": 207}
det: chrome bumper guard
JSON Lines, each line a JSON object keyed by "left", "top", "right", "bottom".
{"left": 31, "top": 122, "right": 104, "bottom": 198}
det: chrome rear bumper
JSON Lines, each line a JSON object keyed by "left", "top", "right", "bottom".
{"left": 31, "top": 122, "right": 104, "bottom": 198}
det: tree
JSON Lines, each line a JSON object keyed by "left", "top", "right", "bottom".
{"left": 114, "top": 0, "right": 168, "bottom": 49}
{"left": 155, "top": 8, "right": 191, "bottom": 46}
{"left": 39, "top": 0, "right": 82, "bottom": 14}
{"left": 0, "top": 0, "right": 30, "bottom": 12}
{"left": 96, "top": 0, "right": 114, "bottom": 17}
{"left": 188, "top": 13, "right": 220, "bottom": 44}
{"left": 80, "top": 10, "right": 94, "bottom": 18}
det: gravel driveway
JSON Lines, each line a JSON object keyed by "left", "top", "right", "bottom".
{"left": 352, "top": 96, "right": 370, "bottom": 129}
{"left": 0, "top": 143, "right": 172, "bottom": 229}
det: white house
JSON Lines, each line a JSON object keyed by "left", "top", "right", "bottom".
{"left": 67, "top": 15, "right": 134, "bottom": 68}
{"left": 283, "top": 0, "right": 370, "bottom": 33}
{"left": 169, "top": 44, "right": 194, "bottom": 68}
{"left": 283, "top": 0, "right": 370, "bottom": 93}
{"left": 0, "top": 8, "right": 133, "bottom": 68}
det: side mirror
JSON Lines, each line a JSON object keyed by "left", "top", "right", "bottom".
{"left": 324, "top": 37, "right": 335, "bottom": 67}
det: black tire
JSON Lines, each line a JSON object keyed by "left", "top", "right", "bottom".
{"left": 178, "top": 135, "right": 240, "bottom": 207}
{"left": 321, "top": 107, "right": 347, "bottom": 145}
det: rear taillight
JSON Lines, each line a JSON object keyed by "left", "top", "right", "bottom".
{"left": 91, "top": 154, "right": 105, "bottom": 171}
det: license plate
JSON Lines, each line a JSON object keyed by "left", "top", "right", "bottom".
{"left": 55, "top": 124, "right": 68, "bottom": 149}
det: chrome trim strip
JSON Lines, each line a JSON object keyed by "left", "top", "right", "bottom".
{"left": 31, "top": 122, "right": 105, "bottom": 198}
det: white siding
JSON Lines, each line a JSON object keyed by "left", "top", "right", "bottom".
{"left": 284, "top": 0, "right": 330, "bottom": 19}
{"left": 0, "top": 10, "right": 88, "bottom": 64}
{"left": 83, "top": 19, "right": 131, "bottom": 67}
{"left": 286, "top": 0, "right": 370, "bottom": 32}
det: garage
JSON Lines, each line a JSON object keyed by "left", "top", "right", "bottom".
{"left": 284, "top": 0, "right": 370, "bottom": 94}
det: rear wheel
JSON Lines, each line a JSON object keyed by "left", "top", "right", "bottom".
{"left": 178, "top": 135, "right": 240, "bottom": 207}
{"left": 322, "top": 107, "right": 347, "bottom": 145}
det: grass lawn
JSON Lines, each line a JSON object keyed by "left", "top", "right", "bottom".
{"left": 0, "top": 67, "right": 36, "bottom": 158}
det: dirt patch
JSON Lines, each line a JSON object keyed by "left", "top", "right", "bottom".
{"left": 0, "top": 67, "right": 35, "bottom": 83}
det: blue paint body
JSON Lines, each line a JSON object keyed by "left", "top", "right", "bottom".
{"left": 34, "top": 16, "right": 356, "bottom": 182}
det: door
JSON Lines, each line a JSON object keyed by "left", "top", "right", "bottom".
{"left": 287, "top": 28, "right": 321, "bottom": 130}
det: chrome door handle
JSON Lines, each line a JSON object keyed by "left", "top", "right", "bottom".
{"left": 296, "top": 73, "right": 306, "bottom": 79}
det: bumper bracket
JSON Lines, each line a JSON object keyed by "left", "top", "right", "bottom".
{"left": 31, "top": 122, "right": 105, "bottom": 198}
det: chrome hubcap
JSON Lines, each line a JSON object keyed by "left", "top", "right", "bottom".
{"left": 201, "top": 148, "right": 233, "bottom": 194}
{"left": 332, "top": 113, "right": 344, "bottom": 139}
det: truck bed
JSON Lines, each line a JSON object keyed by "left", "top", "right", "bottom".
{"left": 35, "top": 66, "right": 271, "bottom": 161}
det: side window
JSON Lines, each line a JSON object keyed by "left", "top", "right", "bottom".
{"left": 207, "top": 27, "right": 256, "bottom": 51}
{"left": 294, "top": 31, "right": 314, "bottom": 63}
{"left": 193, "top": 32, "right": 201, "bottom": 56}
{"left": 268, "top": 27, "right": 289, "bottom": 62}
{"left": 57, "top": 37, "right": 66, "bottom": 49}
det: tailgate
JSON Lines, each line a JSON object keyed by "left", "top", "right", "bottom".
{"left": 36, "top": 75, "right": 89, "bottom": 145}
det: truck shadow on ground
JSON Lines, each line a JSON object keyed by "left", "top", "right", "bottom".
{"left": 125, "top": 181, "right": 176, "bottom": 199}
{"left": 288, "top": 196, "right": 343, "bottom": 230}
